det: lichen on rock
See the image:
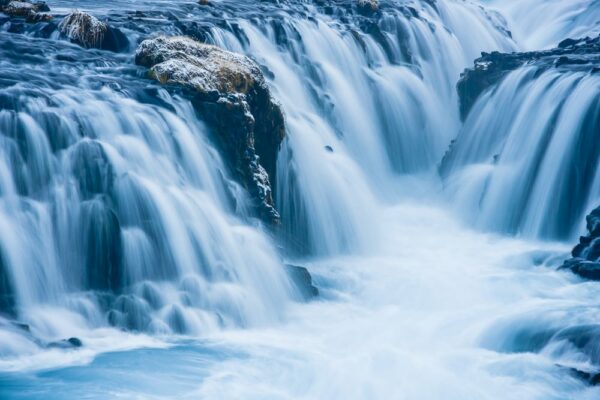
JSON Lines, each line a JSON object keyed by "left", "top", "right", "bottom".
{"left": 135, "top": 36, "right": 286, "bottom": 224}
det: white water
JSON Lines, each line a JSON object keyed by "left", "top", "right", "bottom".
{"left": 443, "top": 68, "right": 600, "bottom": 240}
{"left": 489, "top": 0, "right": 600, "bottom": 49}
{"left": 1, "top": 0, "right": 599, "bottom": 398}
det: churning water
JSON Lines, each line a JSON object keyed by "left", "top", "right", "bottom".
{"left": 0, "top": 0, "right": 599, "bottom": 398}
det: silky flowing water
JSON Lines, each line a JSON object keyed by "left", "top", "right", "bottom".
{"left": 0, "top": 0, "right": 599, "bottom": 398}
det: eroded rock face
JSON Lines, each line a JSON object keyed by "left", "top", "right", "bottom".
{"left": 58, "top": 11, "right": 128, "bottom": 52}
{"left": 457, "top": 35, "right": 600, "bottom": 119}
{"left": 560, "top": 206, "right": 600, "bottom": 280}
{"left": 135, "top": 36, "right": 286, "bottom": 224}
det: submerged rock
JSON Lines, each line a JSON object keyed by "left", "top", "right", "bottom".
{"left": 58, "top": 11, "right": 128, "bottom": 52}
{"left": 47, "top": 337, "right": 83, "bottom": 349}
{"left": 567, "top": 366, "right": 600, "bottom": 386}
{"left": 457, "top": 35, "right": 600, "bottom": 119}
{"left": 135, "top": 36, "right": 286, "bottom": 224}
{"left": 560, "top": 205, "right": 600, "bottom": 280}
{"left": 285, "top": 264, "right": 319, "bottom": 300}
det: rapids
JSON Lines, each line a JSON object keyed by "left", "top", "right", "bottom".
{"left": 0, "top": 0, "right": 599, "bottom": 398}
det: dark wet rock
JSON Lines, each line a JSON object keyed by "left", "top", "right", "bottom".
{"left": 560, "top": 205, "right": 600, "bottom": 280}
{"left": 11, "top": 321, "right": 30, "bottom": 332}
{"left": 285, "top": 264, "right": 319, "bottom": 300}
{"left": 135, "top": 36, "right": 286, "bottom": 224}
{"left": 1, "top": 0, "right": 51, "bottom": 23}
{"left": 567, "top": 367, "right": 600, "bottom": 386}
{"left": 25, "top": 11, "right": 51, "bottom": 22}
{"left": 58, "top": 11, "right": 128, "bottom": 52}
{"left": 458, "top": 35, "right": 600, "bottom": 119}
{"left": 47, "top": 337, "right": 83, "bottom": 349}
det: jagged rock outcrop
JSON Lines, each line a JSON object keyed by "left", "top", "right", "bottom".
{"left": 457, "top": 35, "right": 600, "bottom": 119}
{"left": 561, "top": 206, "right": 600, "bottom": 280}
{"left": 135, "top": 36, "right": 286, "bottom": 224}
{"left": 58, "top": 11, "right": 128, "bottom": 52}
{"left": 0, "top": 0, "right": 51, "bottom": 21}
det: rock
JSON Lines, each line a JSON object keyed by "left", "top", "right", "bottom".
{"left": 457, "top": 35, "right": 600, "bottom": 119}
{"left": 560, "top": 205, "right": 600, "bottom": 280}
{"left": 2, "top": 1, "right": 36, "bottom": 17}
{"left": 1, "top": 0, "right": 48, "bottom": 20}
{"left": 47, "top": 337, "right": 83, "bottom": 349}
{"left": 565, "top": 366, "right": 600, "bottom": 386}
{"left": 108, "top": 295, "right": 152, "bottom": 331}
{"left": 58, "top": 11, "right": 128, "bottom": 52}
{"left": 198, "top": 0, "right": 209, "bottom": 5}
{"left": 356, "top": 0, "right": 378, "bottom": 13}
{"left": 25, "top": 11, "right": 51, "bottom": 22}
{"left": 135, "top": 36, "right": 286, "bottom": 224}
{"left": 285, "top": 264, "right": 319, "bottom": 300}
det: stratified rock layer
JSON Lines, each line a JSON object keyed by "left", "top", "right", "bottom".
{"left": 135, "top": 36, "right": 286, "bottom": 224}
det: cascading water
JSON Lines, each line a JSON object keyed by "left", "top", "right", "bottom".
{"left": 0, "top": 32, "right": 299, "bottom": 355}
{"left": 1, "top": 0, "right": 600, "bottom": 399}
{"left": 442, "top": 67, "right": 600, "bottom": 240}
{"left": 209, "top": 0, "right": 515, "bottom": 255}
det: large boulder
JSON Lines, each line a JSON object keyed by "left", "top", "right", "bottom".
{"left": 457, "top": 35, "right": 600, "bottom": 120}
{"left": 560, "top": 205, "right": 600, "bottom": 280}
{"left": 135, "top": 36, "right": 286, "bottom": 224}
{"left": 58, "top": 11, "right": 128, "bottom": 52}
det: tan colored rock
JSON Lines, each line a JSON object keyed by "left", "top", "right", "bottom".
{"left": 136, "top": 36, "right": 264, "bottom": 95}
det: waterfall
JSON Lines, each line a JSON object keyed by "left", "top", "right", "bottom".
{"left": 209, "top": 0, "right": 515, "bottom": 255}
{"left": 442, "top": 66, "right": 600, "bottom": 240}
{"left": 0, "top": 35, "right": 298, "bottom": 349}
{"left": 1, "top": 0, "right": 600, "bottom": 398}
